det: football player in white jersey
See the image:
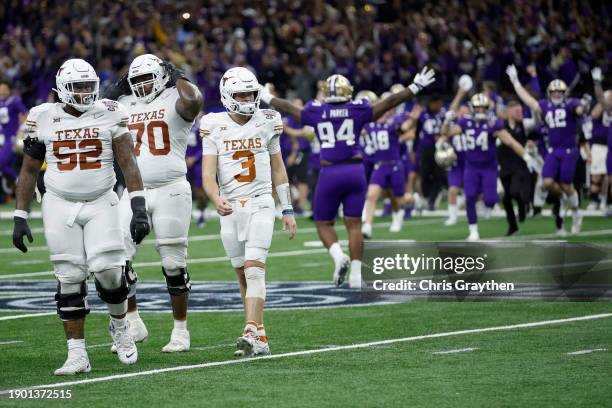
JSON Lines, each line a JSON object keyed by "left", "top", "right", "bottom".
{"left": 103, "top": 54, "right": 203, "bottom": 352}
{"left": 201, "top": 67, "right": 297, "bottom": 357}
{"left": 12, "top": 59, "right": 150, "bottom": 375}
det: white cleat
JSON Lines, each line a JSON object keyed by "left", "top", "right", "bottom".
{"left": 162, "top": 328, "right": 190, "bottom": 353}
{"left": 389, "top": 210, "right": 405, "bottom": 232}
{"left": 111, "top": 316, "right": 148, "bottom": 353}
{"left": 467, "top": 231, "right": 480, "bottom": 241}
{"left": 109, "top": 320, "right": 138, "bottom": 365}
{"left": 234, "top": 332, "right": 257, "bottom": 358}
{"left": 333, "top": 255, "right": 351, "bottom": 287}
{"left": 361, "top": 223, "right": 372, "bottom": 239}
{"left": 54, "top": 353, "right": 91, "bottom": 376}
{"left": 349, "top": 268, "right": 362, "bottom": 289}
{"left": 253, "top": 338, "right": 270, "bottom": 356}
{"left": 444, "top": 217, "right": 457, "bottom": 226}
{"left": 556, "top": 228, "right": 568, "bottom": 237}
{"left": 571, "top": 214, "right": 583, "bottom": 235}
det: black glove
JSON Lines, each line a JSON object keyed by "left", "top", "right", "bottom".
{"left": 13, "top": 216, "right": 33, "bottom": 253}
{"left": 101, "top": 74, "right": 131, "bottom": 100}
{"left": 161, "top": 61, "right": 189, "bottom": 88}
{"left": 130, "top": 196, "right": 150, "bottom": 244}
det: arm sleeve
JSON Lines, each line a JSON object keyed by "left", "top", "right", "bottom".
{"left": 300, "top": 102, "right": 316, "bottom": 127}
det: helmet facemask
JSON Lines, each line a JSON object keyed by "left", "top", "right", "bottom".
{"left": 222, "top": 89, "right": 261, "bottom": 116}
{"left": 56, "top": 79, "right": 99, "bottom": 112}
{"left": 129, "top": 72, "right": 166, "bottom": 104}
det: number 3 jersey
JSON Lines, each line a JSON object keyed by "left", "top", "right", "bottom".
{"left": 118, "top": 87, "right": 194, "bottom": 188}
{"left": 200, "top": 109, "right": 283, "bottom": 200}
{"left": 301, "top": 99, "right": 373, "bottom": 164}
{"left": 538, "top": 99, "right": 581, "bottom": 150}
{"left": 24, "top": 100, "right": 128, "bottom": 201}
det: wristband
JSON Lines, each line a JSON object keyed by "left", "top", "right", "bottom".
{"left": 282, "top": 209, "right": 294, "bottom": 216}
{"left": 128, "top": 190, "right": 145, "bottom": 199}
{"left": 408, "top": 83, "right": 421, "bottom": 95}
{"left": 14, "top": 210, "right": 28, "bottom": 220}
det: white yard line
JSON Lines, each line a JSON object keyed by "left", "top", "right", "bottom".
{"left": 0, "top": 340, "right": 24, "bottom": 345}
{"left": 0, "top": 312, "right": 56, "bottom": 321}
{"left": 566, "top": 348, "right": 607, "bottom": 355}
{"left": 86, "top": 343, "right": 114, "bottom": 349}
{"left": 432, "top": 347, "right": 478, "bottom": 355}
{"left": 0, "top": 312, "right": 609, "bottom": 394}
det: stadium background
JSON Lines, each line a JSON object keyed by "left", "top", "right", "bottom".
{"left": 0, "top": 1, "right": 611, "bottom": 407}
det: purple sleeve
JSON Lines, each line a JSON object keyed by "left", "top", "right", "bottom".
{"left": 568, "top": 98, "right": 581, "bottom": 113}
{"left": 537, "top": 99, "right": 548, "bottom": 113}
{"left": 494, "top": 119, "right": 505, "bottom": 132}
{"left": 300, "top": 101, "right": 317, "bottom": 127}
{"left": 529, "top": 76, "right": 541, "bottom": 98}
{"left": 457, "top": 116, "right": 468, "bottom": 130}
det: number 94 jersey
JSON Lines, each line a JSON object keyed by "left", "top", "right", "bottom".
{"left": 200, "top": 109, "right": 283, "bottom": 201}
{"left": 119, "top": 88, "right": 194, "bottom": 188}
{"left": 24, "top": 100, "right": 128, "bottom": 201}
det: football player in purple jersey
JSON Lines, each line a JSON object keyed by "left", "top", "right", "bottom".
{"left": 591, "top": 67, "right": 612, "bottom": 216}
{"left": 441, "top": 93, "right": 536, "bottom": 240}
{"left": 0, "top": 81, "right": 28, "bottom": 193}
{"left": 261, "top": 68, "right": 436, "bottom": 287}
{"left": 507, "top": 65, "right": 591, "bottom": 234}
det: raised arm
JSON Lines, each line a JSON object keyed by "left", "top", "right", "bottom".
{"left": 506, "top": 65, "right": 541, "bottom": 114}
{"left": 260, "top": 84, "right": 303, "bottom": 122}
{"left": 592, "top": 67, "right": 611, "bottom": 112}
{"left": 175, "top": 79, "right": 204, "bottom": 122}
{"left": 371, "top": 66, "right": 436, "bottom": 120}
{"left": 448, "top": 75, "right": 473, "bottom": 114}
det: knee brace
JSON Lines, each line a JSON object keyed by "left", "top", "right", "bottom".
{"left": 94, "top": 268, "right": 128, "bottom": 304}
{"left": 55, "top": 281, "right": 89, "bottom": 321}
{"left": 245, "top": 266, "right": 266, "bottom": 300}
{"left": 124, "top": 260, "right": 138, "bottom": 298}
{"left": 163, "top": 267, "right": 191, "bottom": 296}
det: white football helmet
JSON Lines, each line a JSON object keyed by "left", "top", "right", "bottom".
{"left": 220, "top": 67, "right": 261, "bottom": 115}
{"left": 54, "top": 59, "right": 99, "bottom": 112}
{"left": 128, "top": 54, "right": 168, "bottom": 103}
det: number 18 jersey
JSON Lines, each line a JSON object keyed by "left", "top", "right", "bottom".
{"left": 119, "top": 87, "right": 194, "bottom": 188}
{"left": 200, "top": 109, "right": 283, "bottom": 201}
{"left": 301, "top": 99, "right": 373, "bottom": 164}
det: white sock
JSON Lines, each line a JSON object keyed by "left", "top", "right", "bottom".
{"left": 329, "top": 242, "right": 345, "bottom": 265}
{"left": 448, "top": 204, "right": 458, "bottom": 219}
{"left": 569, "top": 192, "right": 579, "bottom": 212}
{"left": 111, "top": 316, "right": 126, "bottom": 329}
{"left": 174, "top": 319, "right": 187, "bottom": 331}
{"left": 350, "top": 260, "right": 361, "bottom": 275}
{"left": 127, "top": 310, "right": 140, "bottom": 321}
{"left": 469, "top": 224, "right": 479, "bottom": 234}
{"left": 67, "top": 338, "right": 85, "bottom": 352}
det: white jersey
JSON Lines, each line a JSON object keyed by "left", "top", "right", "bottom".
{"left": 119, "top": 87, "right": 194, "bottom": 188}
{"left": 24, "top": 100, "right": 128, "bottom": 201}
{"left": 200, "top": 109, "right": 283, "bottom": 201}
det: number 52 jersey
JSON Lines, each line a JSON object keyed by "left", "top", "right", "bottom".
{"left": 24, "top": 100, "right": 128, "bottom": 201}
{"left": 200, "top": 109, "right": 283, "bottom": 200}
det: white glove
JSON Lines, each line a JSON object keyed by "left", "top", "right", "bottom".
{"left": 408, "top": 66, "right": 436, "bottom": 94}
{"left": 591, "top": 67, "right": 602, "bottom": 82}
{"left": 260, "top": 83, "right": 274, "bottom": 104}
{"left": 444, "top": 110, "right": 456, "bottom": 123}
{"left": 506, "top": 65, "right": 520, "bottom": 86}
{"left": 458, "top": 75, "right": 473, "bottom": 92}
{"left": 522, "top": 153, "right": 537, "bottom": 173}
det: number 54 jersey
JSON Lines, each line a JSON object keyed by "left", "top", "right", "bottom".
{"left": 200, "top": 109, "right": 283, "bottom": 200}
{"left": 24, "top": 100, "right": 128, "bottom": 201}
{"left": 119, "top": 87, "right": 194, "bottom": 188}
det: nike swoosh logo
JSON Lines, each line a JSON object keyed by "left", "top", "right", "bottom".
{"left": 94, "top": 113, "right": 104, "bottom": 119}
{"left": 111, "top": 202, "right": 118, "bottom": 206}
{"left": 126, "top": 352, "right": 135, "bottom": 358}
{"left": 170, "top": 193, "right": 181, "bottom": 197}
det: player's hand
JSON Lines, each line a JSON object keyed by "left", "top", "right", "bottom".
{"left": 522, "top": 153, "right": 537, "bottom": 173}
{"left": 282, "top": 213, "right": 297, "bottom": 240}
{"left": 458, "top": 75, "right": 473, "bottom": 92}
{"left": 130, "top": 196, "right": 150, "bottom": 244}
{"left": 214, "top": 196, "right": 233, "bottom": 216}
{"left": 409, "top": 66, "right": 436, "bottom": 94}
{"left": 13, "top": 216, "right": 33, "bottom": 253}
{"left": 580, "top": 94, "right": 592, "bottom": 112}
{"left": 443, "top": 110, "right": 456, "bottom": 123}
{"left": 526, "top": 64, "right": 537, "bottom": 77}
{"left": 101, "top": 74, "right": 131, "bottom": 100}
{"left": 591, "top": 67, "right": 602, "bottom": 82}
{"left": 260, "top": 83, "right": 274, "bottom": 104}
{"left": 162, "top": 61, "right": 188, "bottom": 87}
{"left": 506, "top": 65, "right": 519, "bottom": 85}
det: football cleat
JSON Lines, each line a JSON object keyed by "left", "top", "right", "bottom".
{"left": 467, "top": 231, "right": 480, "bottom": 241}
{"left": 54, "top": 352, "right": 91, "bottom": 376}
{"left": 111, "top": 316, "right": 148, "bottom": 353}
{"left": 571, "top": 214, "right": 583, "bottom": 235}
{"left": 253, "top": 337, "right": 271, "bottom": 356}
{"left": 109, "top": 320, "right": 138, "bottom": 365}
{"left": 162, "top": 328, "right": 190, "bottom": 353}
{"left": 389, "top": 209, "right": 405, "bottom": 232}
{"left": 234, "top": 332, "right": 257, "bottom": 358}
{"left": 444, "top": 217, "right": 457, "bottom": 226}
{"left": 556, "top": 228, "right": 568, "bottom": 237}
{"left": 333, "top": 255, "right": 351, "bottom": 287}
{"left": 361, "top": 223, "right": 372, "bottom": 239}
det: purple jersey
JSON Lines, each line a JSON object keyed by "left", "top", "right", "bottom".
{"left": 301, "top": 99, "right": 373, "bottom": 164}
{"left": 361, "top": 118, "right": 402, "bottom": 163}
{"left": 450, "top": 132, "right": 467, "bottom": 165}
{"left": 0, "top": 95, "right": 27, "bottom": 147}
{"left": 538, "top": 98, "right": 581, "bottom": 149}
{"left": 457, "top": 115, "right": 504, "bottom": 164}
{"left": 417, "top": 109, "right": 444, "bottom": 148}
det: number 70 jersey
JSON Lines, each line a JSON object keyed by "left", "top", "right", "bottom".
{"left": 200, "top": 109, "right": 283, "bottom": 200}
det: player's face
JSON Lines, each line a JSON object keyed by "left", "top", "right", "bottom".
{"left": 473, "top": 106, "right": 487, "bottom": 116}
{"left": 0, "top": 84, "right": 10, "bottom": 99}
{"left": 549, "top": 90, "right": 564, "bottom": 103}
{"left": 233, "top": 91, "right": 256, "bottom": 102}
{"left": 428, "top": 99, "right": 442, "bottom": 113}
{"left": 507, "top": 104, "right": 523, "bottom": 121}
{"left": 132, "top": 73, "right": 155, "bottom": 96}
{"left": 71, "top": 81, "right": 97, "bottom": 105}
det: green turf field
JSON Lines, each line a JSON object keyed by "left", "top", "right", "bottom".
{"left": 1, "top": 209, "right": 611, "bottom": 407}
